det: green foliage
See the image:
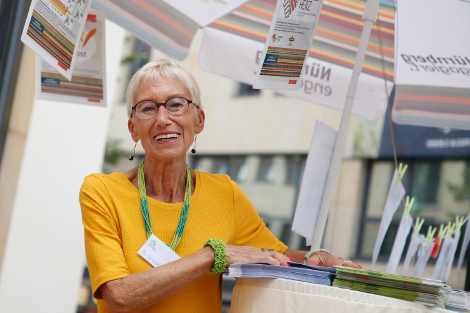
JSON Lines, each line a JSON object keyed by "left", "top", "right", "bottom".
{"left": 448, "top": 164, "right": 470, "bottom": 202}
{"left": 104, "top": 139, "right": 126, "bottom": 165}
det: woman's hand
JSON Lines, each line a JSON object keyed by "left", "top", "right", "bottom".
{"left": 225, "top": 245, "right": 291, "bottom": 266}
{"left": 305, "top": 251, "right": 362, "bottom": 268}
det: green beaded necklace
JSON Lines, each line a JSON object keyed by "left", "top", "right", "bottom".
{"left": 138, "top": 160, "right": 191, "bottom": 251}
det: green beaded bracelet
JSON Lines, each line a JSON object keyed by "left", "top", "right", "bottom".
{"left": 203, "top": 238, "right": 228, "bottom": 274}
{"left": 303, "top": 249, "right": 332, "bottom": 264}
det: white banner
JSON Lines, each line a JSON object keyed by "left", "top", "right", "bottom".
{"left": 36, "top": 10, "right": 106, "bottom": 107}
{"left": 199, "top": 27, "right": 391, "bottom": 121}
{"left": 292, "top": 121, "right": 337, "bottom": 242}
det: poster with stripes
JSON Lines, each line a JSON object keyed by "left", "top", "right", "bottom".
{"left": 36, "top": 10, "right": 106, "bottom": 107}
{"left": 392, "top": 0, "right": 470, "bottom": 129}
{"left": 21, "top": 0, "right": 92, "bottom": 81}
{"left": 253, "top": 0, "right": 323, "bottom": 90}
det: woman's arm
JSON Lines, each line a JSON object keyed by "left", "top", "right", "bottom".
{"left": 100, "top": 245, "right": 290, "bottom": 313}
{"left": 99, "top": 247, "right": 214, "bottom": 313}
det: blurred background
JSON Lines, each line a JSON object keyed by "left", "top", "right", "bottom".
{"left": 1, "top": 1, "right": 470, "bottom": 312}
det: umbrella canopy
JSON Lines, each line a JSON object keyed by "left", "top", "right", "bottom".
{"left": 92, "top": 0, "right": 395, "bottom": 121}
{"left": 90, "top": 0, "right": 250, "bottom": 60}
{"left": 199, "top": 0, "right": 395, "bottom": 120}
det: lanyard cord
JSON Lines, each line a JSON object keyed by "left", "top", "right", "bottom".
{"left": 138, "top": 160, "right": 191, "bottom": 250}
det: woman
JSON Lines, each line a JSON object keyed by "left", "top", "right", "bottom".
{"left": 80, "top": 59, "right": 360, "bottom": 313}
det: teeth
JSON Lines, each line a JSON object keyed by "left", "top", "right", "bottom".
{"left": 155, "top": 133, "right": 179, "bottom": 141}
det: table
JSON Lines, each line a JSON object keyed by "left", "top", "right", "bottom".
{"left": 230, "top": 278, "right": 452, "bottom": 313}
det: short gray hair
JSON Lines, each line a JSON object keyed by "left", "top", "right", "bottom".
{"left": 126, "top": 59, "right": 201, "bottom": 118}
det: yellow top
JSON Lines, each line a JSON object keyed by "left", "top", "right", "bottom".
{"left": 80, "top": 170, "right": 288, "bottom": 313}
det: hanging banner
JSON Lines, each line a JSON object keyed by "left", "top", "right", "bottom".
{"left": 21, "top": 0, "right": 92, "bottom": 81}
{"left": 36, "top": 10, "right": 106, "bottom": 107}
{"left": 392, "top": 0, "right": 470, "bottom": 129}
{"left": 161, "top": 0, "right": 249, "bottom": 27}
{"left": 253, "top": 0, "right": 323, "bottom": 90}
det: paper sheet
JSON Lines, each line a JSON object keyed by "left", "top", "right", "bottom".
{"left": 412, "top": 241, "right": 435, "bottom": 278}
{"left": 456, "top": 213, "right": 470, "bottom": 279}
{"left": 444, "top": 227, "right": 461, "bottom": 282}
{"left": 401, "top": 234, "right": 423, "bottom": 275}
{"left": 432, "top": 235, "right": 452, "bottom": 281}
{"left": 386, "top": 214, "right": 413, "bottom": 274}
{"left": 292, "top": 121, "right": 337, "bottom": 242}
{"left": 21, "top": 0, "right": 92, "bottom": 80}
{"left": 36, "top": 10, "right": 106, "bottom": 106}
{"left": 371, "top": 170, "right": 406, "bottom": 269}
{"left": 253, "top": 0, "right": 323, "bottom": 90}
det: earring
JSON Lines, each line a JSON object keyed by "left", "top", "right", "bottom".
{"left": 129, "top": 141, "right": 137, "bottom": 160}
{"left": 191, "top": 135, "right": 197, "bottom": 154}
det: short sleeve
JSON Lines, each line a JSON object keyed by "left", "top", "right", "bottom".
{"left": 80, "top": 175, "right": 129, "bottom": 299}
{"left": 230, "top": 180, "right": 288, "bottom": 254}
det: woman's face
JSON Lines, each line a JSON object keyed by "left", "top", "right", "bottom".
{"left": 128, "top": 76, "right": 205, "bottom": 163}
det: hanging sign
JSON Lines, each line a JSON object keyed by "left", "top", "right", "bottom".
{"left": 36, "top": 10, "right": 106, "bottom": 106}
{"left": 21, "top": 0, "right": 92, "bottom": 80}
{"left": 253, "top": 0, "right": 324, "bottom": 90}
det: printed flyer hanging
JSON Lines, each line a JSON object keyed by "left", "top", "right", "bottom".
{"left": 253, "top": 0, "right": 323, "bottom": 90}
{"left": 21, "top": 0, "right": 92, "bottom": 80}
{"left": 36, "top": 10, "right": 106, "bottom": 107}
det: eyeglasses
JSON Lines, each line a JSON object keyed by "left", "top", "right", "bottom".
{"left": 131, "top": 97, "right": 199, "bottom": 119}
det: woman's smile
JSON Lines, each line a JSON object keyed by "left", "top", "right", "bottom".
{"left": 154, "top": 132, "right": 181, "bottom": 144}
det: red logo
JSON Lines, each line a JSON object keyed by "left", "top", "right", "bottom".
{"left": 87, "top": 14, "right": 97, "bottom": 23}
{"left": 283, "top": 0, "right": 298, "bottom": 18}
{"left": 289, "top": 80, "right": 297, "bottom": 84}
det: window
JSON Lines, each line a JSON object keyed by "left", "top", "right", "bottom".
{"left": 357, "top": 159, "right": 469, "bottom": 259}
{"left": 285, "top": 155, "right": 305, "bottom": 185}
{"left": 257, "top": 156, "right": 275, "bottom": 183}
{"left": 209, "top": 155, "right": 247, "bottom": 182}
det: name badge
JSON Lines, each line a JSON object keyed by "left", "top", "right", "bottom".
{"left": 137, "top": 234, "right": 181, "bottom": 267}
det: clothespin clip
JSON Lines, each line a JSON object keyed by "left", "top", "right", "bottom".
{"left": 447, "top": 221, "right": 455, "bottom": 238}
{"left": 438, "top": 223, "right": 448, "bottom": 245}
{"left": 412, "top": 217, "right": 425, "bottom": 238}
{"left": 396, "top": 163, "right": 408, "bottom": 186}
{"left": 426, "top": 226, "right": 437, "bottom": 247}
{"left": 404, "top": 196, "right": 415, "bottom": 218}
{"left": 455, "top": 215, "right": 464, "bottom": 230}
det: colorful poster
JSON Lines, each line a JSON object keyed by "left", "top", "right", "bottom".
{"left": 253, "top": 0, "right": 323, "bottom": 90}
{"left": 392, "top": 0, "right": 470, "bottom": 129}
{"left": 22, "top": 0, "right": 92, "bottom": 80}
{"left": 161, "top": 0, "right": 249, "bottom": 27}
{"left": 36, "top": 10, "right": 106, "bottom": 107}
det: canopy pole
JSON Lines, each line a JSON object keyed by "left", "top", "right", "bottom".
{"left": 310, "top": 0, "right": 381, "bottom": 251}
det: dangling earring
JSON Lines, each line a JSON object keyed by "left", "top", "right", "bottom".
{"left": 129, "top": 141, "right": 137, "bottom": 160}
{"left": 191, "top": 135, "right": 197, "bottom": 154}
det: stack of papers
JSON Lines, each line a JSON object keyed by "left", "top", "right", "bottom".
{"left": 447, "top": 289, "right": 470, "bottom": 312}
{"left": 333, "top": 266, "right": 451, "bottom": 308}
{"left": 225, "top": 263, "right": 336, "bottom": 286}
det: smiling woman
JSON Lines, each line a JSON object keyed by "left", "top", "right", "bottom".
{"left": 79, "top": 59, "right": 359, "bottom": 313}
